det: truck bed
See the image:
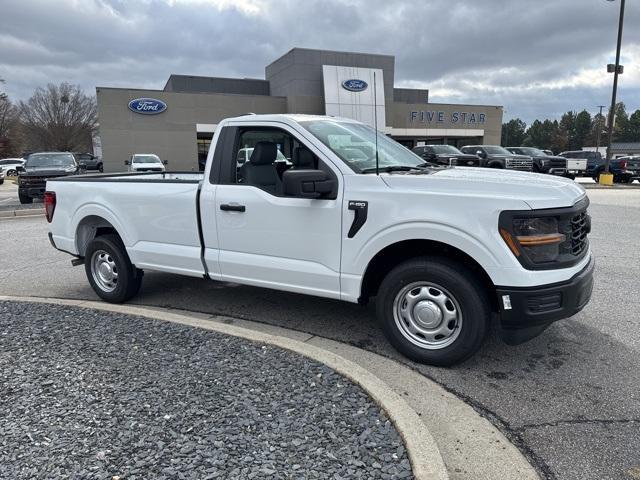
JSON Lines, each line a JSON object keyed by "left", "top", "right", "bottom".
{"left": 47, "top": 171, "right": 206, "bottom": 277}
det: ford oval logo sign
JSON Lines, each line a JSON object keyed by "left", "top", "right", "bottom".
{"left": 341, "top": 79, "right": 368, "bottom": 92}
{"left": 128, "top": 98, "right": 167, "bottom": 115}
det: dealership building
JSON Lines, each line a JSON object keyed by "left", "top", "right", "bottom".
{"left": 96, "top": 48, "right": 503, "bottom": 172}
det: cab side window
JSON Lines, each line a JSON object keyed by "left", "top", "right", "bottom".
{"left": 233, "top": 128, "right": 321, "bottom": 196}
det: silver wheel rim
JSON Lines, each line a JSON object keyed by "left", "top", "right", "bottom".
{"left": 393, "top": 282, "right": 463, "bottom": 350}
{"left": 91, "top": 250, "right": 119, "bottom": 293}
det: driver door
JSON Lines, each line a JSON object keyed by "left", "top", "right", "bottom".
{"left": 213, "top": 123, "right": 344, "bottom": 299}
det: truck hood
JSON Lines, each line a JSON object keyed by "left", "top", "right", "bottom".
{"left": 381, "top": 167, "right": 586, "bottom": 210}
{"left": 23, "top": 167, "right": 76, "bottom": 176}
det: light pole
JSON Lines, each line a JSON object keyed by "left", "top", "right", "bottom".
{"left": 596, "top": 105, "right": 607, "bottom": 155}
{"left": 603, "top": 0, "right": 625, "bottom": 177}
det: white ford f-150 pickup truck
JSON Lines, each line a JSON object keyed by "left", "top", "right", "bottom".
{"left": 45, "top": 114, "right": 594, "bottom": 366}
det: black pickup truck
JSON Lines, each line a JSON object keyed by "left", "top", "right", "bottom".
{"left": 412, "top": 145, "right": 482, "bottom": 167}
{"left": 460, "top": 145, "right": 533, "bottom": 172}
{"left": 17, "top": 152, "right": 82, "bottom": 204}
{"left": 506, "top": 147, "right": 568, "bottom": 176}
{"left": 559, "top": 150, "right": 637, "bottom": 183}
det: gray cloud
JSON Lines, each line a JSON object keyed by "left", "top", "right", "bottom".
{"left": 0, "top": 0, "right": 638, "bottom": 123}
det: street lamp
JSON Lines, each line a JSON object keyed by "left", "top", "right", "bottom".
{"left": 602, "top": 0, "right": 625, "bottom": 182}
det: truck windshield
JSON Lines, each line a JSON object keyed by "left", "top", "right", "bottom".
{"left": 26, "top": 153, "right": 75, "bottom": 167}
{"left": 133, "top": 155, "right": 162, "bottom": 164}
{"left": 300, "top": 120, "right": 424, "bottom": 173}
{"left": 431, "top": 145, "right": 462, "bottom": 154}
{"left": 483, "top": 146, "right": 513, "bottom": 155}
{"left": 514, "top": 147, "right": 545, "bottom": 156}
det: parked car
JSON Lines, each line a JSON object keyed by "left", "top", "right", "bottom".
{"left": 125, "top": 154, "right": 167, "bottom": 172}
{"left": 46, "top": 114, "right": 593, "bottom": 366}
{"left": 506, "top": 147, "right": 568, "bottom": 176}
{"left": 0, "top": 158, "right": 26, "bottom": 176}
{"left": 75, "top": 152, "right": 103, "bottom": 172}
{"left": 17, "top": 152, "right": 80, "bottom": 204}
{"left": 459, "top": 145, "right": 533, "bottom": 171}
{"left": 616, "top": 156, "right": 640, "bottom": 183}
{"left": 559, "top": 150, "right": 632, "bottom": 183}
{"left": 412, "top": 145, "right": 482, "bottom": 167}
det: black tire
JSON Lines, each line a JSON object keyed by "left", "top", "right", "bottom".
{"left": 18, "top": 192, "right": 33, "bottom": 204}
{"left": 0, "top": 179, "right": 4, "bottom": 185}
{"left": 376, "top": 257, "right": 490, "bottom": 366}
{"left": 98, "top": 163, "right": 103, "bottom": 173}
{"left": 84, "top": 234, "right": 142, "bottom": 303}
{"left": 6, "top": 169, "right": 16, "bottom": 176}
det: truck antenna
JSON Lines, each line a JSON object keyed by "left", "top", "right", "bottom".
{"left": 374, "top": 71, "right": 379, "bottom": 176}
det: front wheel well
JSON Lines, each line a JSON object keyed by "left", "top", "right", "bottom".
{"left": 75, "top": 215, "right": 121, "bottom": 257}
{"left": 359, "top": 239, "right": 498, "bottom": 311}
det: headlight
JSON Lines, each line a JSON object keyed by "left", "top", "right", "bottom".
{"left": 540, "top": 159, "right": 548, "bottom": 167}
{"left": 500, "top": 216, "right": 566, "bottom": 264}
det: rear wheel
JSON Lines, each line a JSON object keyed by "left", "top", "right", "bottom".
{"left": 98, "top": 163, "right": 103, "bottom": 173}
{"left": 84, "top": 234, "right": 142, "bottom": 303}
{"left": 6, "top": 169, "right": 16, "bottom": 176}
{"left": 376, "top": 257, "right": 490, "bottom": 366}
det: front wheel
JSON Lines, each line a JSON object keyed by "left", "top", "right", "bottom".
{"left": 376, "top": 257, "right": 490, "bottom": 366}
{"left": 84, "top": 234, "right": 142, "bottom": 303}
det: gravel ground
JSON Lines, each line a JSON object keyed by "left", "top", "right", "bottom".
{"left": 0, "top": 301, "right": 413, "bottom": 480}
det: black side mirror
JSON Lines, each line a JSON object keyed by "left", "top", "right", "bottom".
{"left": 124, "top": 160, "right": 130, "bottom": 165}
{"left": 283, "top": 169, "right": 337, "bottom": 199}
{"left": 163, "top": 160, "right": 168, "bottom": 165}
{"left": 16, "top": 165, "right": 25, "bottom": 173}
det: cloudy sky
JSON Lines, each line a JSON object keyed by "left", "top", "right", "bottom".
{"left": 1, "top": 0, "right": 639, "bottom": 124}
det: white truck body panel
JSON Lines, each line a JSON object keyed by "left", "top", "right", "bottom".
{"left": 48, "top": 114, "right": 591, "bottom": 305}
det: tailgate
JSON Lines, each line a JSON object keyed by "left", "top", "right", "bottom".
{"left": 567, "top": 159, "right": 587, "bottom": 170}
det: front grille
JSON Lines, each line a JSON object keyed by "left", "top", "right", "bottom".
{"left": 505, "top": 157, "right": 533, "bottom": 171}
{"left": 570, "top": 211, "right": 589, "bottom": 256}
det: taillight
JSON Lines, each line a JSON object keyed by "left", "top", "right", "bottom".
{"left": 44, "top": 191, "right": 56, "bottom": 223}
{"left": 619, "top": 159, "right": 627, "bottom": 169}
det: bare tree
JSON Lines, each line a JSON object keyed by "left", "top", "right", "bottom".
{"left": 0, "top": 78, "right": 22, "bottom": 157}
{"left": 19, "top": 82, "right": 97, "bottom": 152}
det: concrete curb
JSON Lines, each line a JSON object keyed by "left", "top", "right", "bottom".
{"left": 0, "top": 295, "right": 450, "bottom": 480}
{"left": 0, "top": 208, "right": 44, "bottom": 218}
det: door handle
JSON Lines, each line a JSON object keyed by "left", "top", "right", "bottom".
{"left": 220, "top": 203, "right": 246, "bottom": 212}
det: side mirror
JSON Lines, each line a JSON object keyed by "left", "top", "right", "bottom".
{"left": 163, "top": 160, "right": 168, "bottom": 165}
{"left": 16, "top": 165, "right": 25, "bottom": 173}
{"left": 476, "top": 150, "right": 486, "bottom": 158}
{"left": 283, "top": 169, "right": 337, "bottom": 199}
{"left": 124, "top": 160, "right": 130, "bottom": 165}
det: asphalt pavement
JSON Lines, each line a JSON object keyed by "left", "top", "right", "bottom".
{"left": 0, "top": 188, "right": 639, "bottom": 480}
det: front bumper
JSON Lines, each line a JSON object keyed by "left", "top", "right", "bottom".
{"left": 496, "top": 255, "right": 594, "bottom": 345}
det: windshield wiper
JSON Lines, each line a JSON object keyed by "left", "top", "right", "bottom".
{"left": 361, "top": 165, "right": 425, "bottom": 174}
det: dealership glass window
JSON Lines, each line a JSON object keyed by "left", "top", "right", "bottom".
{"left": 197, "top": 135, "right": 213, "bottom": 171}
